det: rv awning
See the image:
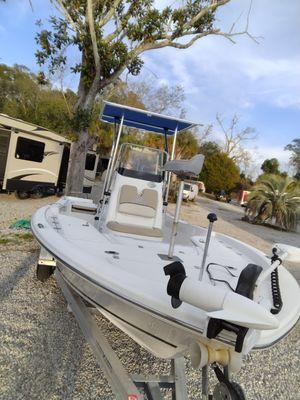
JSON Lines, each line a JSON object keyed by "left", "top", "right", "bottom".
{"left": 100, "top": 101, "right": 198, "bottom": 135}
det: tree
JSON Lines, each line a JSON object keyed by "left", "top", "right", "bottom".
{"left": 0, "top": 63, "right": 76, "bottom": 135}
{"left": 261, "top": 158, "right": 280, "bottom": 175}
{"left": 216, "top": 113, "right": 256, "bottom": 171}
{"left": 199, "top": 151, "right": 240, "bottom": 193}
{"left": 0, "top": 63, "right": 200, "bottom": 162}
{"left": 234, "top": 172, "right": 253, "bottom": 191}
{"left": 246, "top": 175, "right": 300, "bottom": 231}
{"left": 127, "top": 79, "right": 185, "bottom": 116}
{"left": 199, "top": 140, "right": 221, "bottom": 157}
{"left": 285, "top": 138, "right": 300, "bottom": 178}
{"left": 35, "top": 0, "right": 256, "bottom": 195}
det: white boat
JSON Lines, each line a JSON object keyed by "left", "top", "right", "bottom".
{"left": 32, "top": 102, "right": 300, "bottom": 399}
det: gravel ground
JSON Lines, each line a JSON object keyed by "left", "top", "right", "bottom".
{"left": 0, "top": 193, "right": 299, "bottom": 400}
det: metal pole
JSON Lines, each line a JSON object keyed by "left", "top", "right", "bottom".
{"left": 103, "top": 114, "right": 124, "bottom": 196}
{"left": 201, "top": 365, "right": 209, "bottom": 400}
{"left": 55, "top": 269, "right": 141, "bottom": 399}
{"left": 199, "top": 213, "right": 217, "bottom": 281}
{"left": 164, "top": 125, "right": 178, "bottom": 204}
{"left": 168, "top": 179, "right": 184, "bottom": 258}
{"left": 100, "top": 121, "right": 117, "bottom": 203}
{"left": 163, "top": 127, "right": 169, "bottom": 155}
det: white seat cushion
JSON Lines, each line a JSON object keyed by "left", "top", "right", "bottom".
{"left": 118, "top": 185, "right": 158, "bottom": 218}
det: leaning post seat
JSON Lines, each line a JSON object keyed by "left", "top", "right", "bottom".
{"left": 163, "top": 154, "right": 205, "bottom": 179}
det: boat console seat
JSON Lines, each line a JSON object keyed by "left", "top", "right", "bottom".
{"left": 106, "top": 184, "right": 163, "bottom": 238}
{"left": 118, "top": 185, "right": 158, "bottom": 218}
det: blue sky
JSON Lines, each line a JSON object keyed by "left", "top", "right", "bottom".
{"left": 0, "top": 0, "right": 299, "bottom": 175}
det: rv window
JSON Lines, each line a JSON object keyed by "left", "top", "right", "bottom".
{"left": 15, "top": 137, "right": 45, "bottom": 163}
{"left": 85, "top": 153, "right": 96, "bottom": 171}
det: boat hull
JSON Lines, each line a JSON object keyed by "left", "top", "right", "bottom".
{"left": 57, "top": 261, "right": 235, "bottom": 359}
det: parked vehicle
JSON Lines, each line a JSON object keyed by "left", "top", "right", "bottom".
{"left": 182, "top": 183, "right": 192, "bottom": 201}
{"left": 0, "top": 114, "right": 99, "bottom": 198}
{"left": 188, "top": 183, "right": 199, "bottom": 201}
{"left": 215, "top": 189, "right": 231, "bottom": 203}
{"left": 238, "top": 190, "right": 250, "bottom": 207}
{"left": 198, "top": 180, "right": 206, "bottom": 193}
{"left": 179, "top": 182, "right": 199, "bottom": 201}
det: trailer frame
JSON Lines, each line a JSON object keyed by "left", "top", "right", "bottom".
{"left": 54, "top": 268, "right": 188, "bottom": 400}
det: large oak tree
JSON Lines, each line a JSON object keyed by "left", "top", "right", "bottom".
{"left": 35, "top": 0, "right": 253, "bottom": 195}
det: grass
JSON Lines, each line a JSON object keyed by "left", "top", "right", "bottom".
{"left": 0, "top": 232, "right": 34, "bottom": 244}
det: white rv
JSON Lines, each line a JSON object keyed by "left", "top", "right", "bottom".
{"left": 0, "top": 114, "right": 98, "bottom": 198}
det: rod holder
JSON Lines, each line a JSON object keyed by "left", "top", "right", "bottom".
{"left": 168, "top": 180, "right": 184, "bottom": 258}
{"left": 199, "top": 213, "right": 217, "bottom": 281}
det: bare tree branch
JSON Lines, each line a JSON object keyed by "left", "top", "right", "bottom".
{"left": 59, "top": 74, "right": 72, "bottom": 118}
{"left": 223, "top": 0, "right": 260, "bottom": 44}
{"left": 168, "top": 30, "right": 218, "bottom": 49}
{"left": 216, "top": 113, "right": 257, "bottom": 164}
{"left": 199, "top": 124, "right": 213, "bottom": 143}
{"left": 87, "top": 0, "right": 100, "bottom": 69}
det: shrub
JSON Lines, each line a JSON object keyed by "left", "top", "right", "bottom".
{"left": 246, "top": 175, "right": 300, "bottom": 231}
{"left": 199, "top": 152, "right": 240, "bottom": 193}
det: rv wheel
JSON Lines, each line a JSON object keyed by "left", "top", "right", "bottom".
{"left": 15, "top": 190, "right": 30, "bottom": 200}
{"left": 36, "top": 264, "right": 54, "bottom": 282}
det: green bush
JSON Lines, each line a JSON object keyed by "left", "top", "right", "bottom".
{"left": 199, "top": 152, "right": 240, "bottom": 193}
{"left": 246, "top": 175, "right": 300, "bottom": 231}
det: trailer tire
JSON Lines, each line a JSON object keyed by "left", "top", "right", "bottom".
{"left": 36, "top": 264, "right": 54, "bottom": 282}
{"left": 15, "top": 190, "right": 30, "bottom": 200}
{"left": 31, "top": 188, "right": 44, "bottom": 199}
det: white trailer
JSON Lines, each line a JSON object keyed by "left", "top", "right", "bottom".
{"left": 0, "top": 114, "right": 98, "bottom": 198}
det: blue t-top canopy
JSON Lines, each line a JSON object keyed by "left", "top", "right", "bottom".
{"left": 100, "top": 101, "right": 198, "bottom": 135}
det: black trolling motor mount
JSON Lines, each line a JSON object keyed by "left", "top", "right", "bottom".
{"left": 164, "top": 261, "right": 187, "bottom": 309}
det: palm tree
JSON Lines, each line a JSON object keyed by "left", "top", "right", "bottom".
{"left": 246, "top": 175, "right": 300, "bottom": 231}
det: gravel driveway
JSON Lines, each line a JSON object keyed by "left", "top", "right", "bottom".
{"left": 0, "top": 193, "right": 299, "bottom": 400}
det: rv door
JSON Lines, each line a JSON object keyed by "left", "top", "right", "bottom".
{"left": 0, "top": 128, "right": 11, "bottom": 188}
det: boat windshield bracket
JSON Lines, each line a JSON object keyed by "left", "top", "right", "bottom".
{"left": 98, "top": 114, "right": 124, "bottom": 216}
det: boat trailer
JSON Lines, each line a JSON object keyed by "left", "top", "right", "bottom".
{"left": 37, "top": 248, "right": 246, "bottom": 400}
{"left": 55, "top": 267, "right": 188, "bottom": 400}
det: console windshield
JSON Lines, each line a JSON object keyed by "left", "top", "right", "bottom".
{"left": 117, "top": 143, "right": 165, "bottom": 182}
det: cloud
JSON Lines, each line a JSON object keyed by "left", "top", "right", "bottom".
{"left": 236, "top": 56, "right": 300, "bottom": 110}
{"left": 140, "top": 0, "right": 300, "bottom": 126}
